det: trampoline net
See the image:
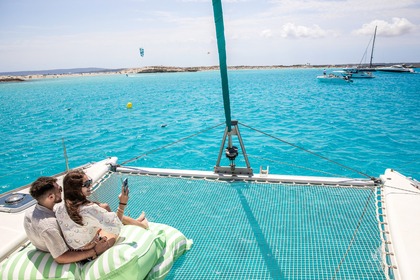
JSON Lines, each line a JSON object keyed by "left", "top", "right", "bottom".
{"left": 90, "top": 172, "right": 392, "bottom": 280}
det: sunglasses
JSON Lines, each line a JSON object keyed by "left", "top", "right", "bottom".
{"left": 83, "top": 179, "right": 93, "bottom": 188}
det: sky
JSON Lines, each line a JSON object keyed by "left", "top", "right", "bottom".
{"left": 0, "top": 0, "right": 419, "bottom": 72}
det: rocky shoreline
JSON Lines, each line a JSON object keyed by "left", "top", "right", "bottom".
{"left": 0, "top": 77, "right": 27, "bottom": 83}
{"left": 1, "top": 63, "right": 419, "bottom": 82}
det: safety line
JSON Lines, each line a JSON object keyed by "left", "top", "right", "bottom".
{"left": 239, "top": 121, "right": 375, "bottom": 179}
{"left": 121, "top": 122, "right": 225, "bottom": 165}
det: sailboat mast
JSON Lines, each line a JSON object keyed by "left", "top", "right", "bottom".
{"left": 212, "top": 0, "right": 232, "bottom": 132}
{"left": 369, "top": 26, "right": 377, "bottom": 68}
{"left": 212, "top": 0, "right": 253, "bottom": 176}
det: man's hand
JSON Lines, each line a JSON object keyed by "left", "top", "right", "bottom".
{"left": 94, "top": 237, "right": 110, "bottom": 255}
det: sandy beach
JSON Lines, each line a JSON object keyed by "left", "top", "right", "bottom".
{"left": 0, "top": 65, "right": 311, "bottom": 82}
{"left": 1, "top": 63, "right": 418, "bottom": 82}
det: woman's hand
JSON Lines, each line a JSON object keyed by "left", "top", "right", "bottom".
{"left": 118, "top": 184, "right": 129, "bottom": 205}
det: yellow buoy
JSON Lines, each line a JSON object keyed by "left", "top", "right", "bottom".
{"left": 126, "top": 102, "right": 133, "bottom": 109}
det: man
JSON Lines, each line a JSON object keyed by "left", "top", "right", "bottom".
{"left": 23, "top": 176, "right": 109, "bottom": 264}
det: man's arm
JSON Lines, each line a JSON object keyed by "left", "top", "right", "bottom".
{"left": 54, "top": 239, "right": 110, "bottom": 264}
{"left": 54, "top": 248, "right": 96, "bottom": 264}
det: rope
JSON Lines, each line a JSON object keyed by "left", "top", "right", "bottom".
{"left": 332, "top": 187, "right": 375, "bottom": 279}
{"left": 238, "top": 121, "right": 375, "bottom": 179}
{"left": 398, "top": 158, "right": 419, "bottom": 168}
{"left": 121, "top": 122, "right": 225, "bottom": 165}
{"left": 383, "top": 184, "right": 420, "bottom": 194}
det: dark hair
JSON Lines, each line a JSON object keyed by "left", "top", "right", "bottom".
{"left": 63, "top": 170, "right": 90, "bottom": 225}
{"left": 30, "top": 177, "right": 57, "bottom": 200}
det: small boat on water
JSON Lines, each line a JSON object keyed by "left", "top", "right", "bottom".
{"left": 343, "top": 68, "right": 375, "bottom": 78}
{"left": 317, "top": 70, "right": 353, "bottom": 83}
{"left": 376, "top": 64, "right": 415, "bottom": 73}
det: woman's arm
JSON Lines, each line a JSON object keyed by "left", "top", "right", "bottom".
{"left": 116, "top": 184, "right": 129, "bottom": 221}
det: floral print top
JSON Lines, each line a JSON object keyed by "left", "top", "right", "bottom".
{"left": 55, "top": 202, "right": 122, "bottom": 250}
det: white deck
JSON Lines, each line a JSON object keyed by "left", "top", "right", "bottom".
{"left": 381, "top": 169, "right": 420, "bottom": 280}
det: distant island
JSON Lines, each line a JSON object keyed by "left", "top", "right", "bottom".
{"left": 1, "top": 63, "right": 419, "bottom": 82}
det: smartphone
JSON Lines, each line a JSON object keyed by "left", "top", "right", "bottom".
{"left": 123, "top": 178, "right": 129, "bottom": 192}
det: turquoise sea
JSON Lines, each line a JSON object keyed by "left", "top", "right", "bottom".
{"left": 0, "top": 68, "right": 419, "bottom": 194}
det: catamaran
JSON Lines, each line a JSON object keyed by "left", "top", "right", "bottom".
{"left": 1, "top": 1, "right": 419, "bottom": 279}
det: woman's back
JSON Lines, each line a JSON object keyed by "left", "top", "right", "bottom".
{"left": 55, "top": 201, "right": 122, "bottom": 250}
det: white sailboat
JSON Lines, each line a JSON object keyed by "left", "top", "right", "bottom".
{"left": 343, "top": 26, "right": 377, "bottom": 78}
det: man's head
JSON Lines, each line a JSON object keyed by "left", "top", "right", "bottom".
{"left": 30, "top": 177, "right": 62, "bottom": 206}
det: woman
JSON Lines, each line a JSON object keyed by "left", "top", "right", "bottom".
{"left": 81, "top": 175, "right": 149, "bottom": 229}
{"left": 55, "top": 170, "right": 145, "bottom": 250}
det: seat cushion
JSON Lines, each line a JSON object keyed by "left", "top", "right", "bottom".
{"left": 81, "top": 225, "right": 165, "bottom": 280}
{"left": 145, "top": 223, "right": 193, "bottom": 280}
{"left": 0, "top": 244, "right": 80, "bottom": 280}
{"left": 0, "top": 223, "right": 191, "bottom": 280}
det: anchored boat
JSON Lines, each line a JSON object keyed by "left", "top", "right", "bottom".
{"left": 344, "top": 26, "right": 378, "bottom": 75}
{"left": 376, "top": 64, "right": 415, "bottom": 73}
{"left": 344, "top": 68, "right": 375, "bottom": 78}
{"left": 317, "top": 70, "right": 353, "bottom": 83}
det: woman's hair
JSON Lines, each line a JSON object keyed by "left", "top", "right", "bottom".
{"left": 63, "top": 170, "right": 90, "bottom": 225}
{"left": 30, "top": 176, "right": 57, "bottom": 200}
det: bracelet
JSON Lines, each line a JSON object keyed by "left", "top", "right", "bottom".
{"left": 119, "top": 202, "right": 127, "bottom": 205}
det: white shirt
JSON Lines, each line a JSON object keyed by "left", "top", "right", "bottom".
{"left": 23, "top": 203, "right": 69, "bottom": 258}
{"left": 55, "top": 202, "right": 122, "bottom": 250}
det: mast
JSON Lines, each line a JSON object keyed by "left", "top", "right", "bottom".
{"left": 212, "top": 0, "right": 232, "bottom": 132}
{"left": 369, "top": 26, "right": 377, "bottom": 68}
{"left": 212, "top": 0, "right": 253, "bottom": 176}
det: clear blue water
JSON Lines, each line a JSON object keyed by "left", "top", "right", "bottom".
{"left": 1, "top": 69, "right": 419, "bottom": 194}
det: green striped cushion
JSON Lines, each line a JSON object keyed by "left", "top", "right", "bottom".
{"left": 0, "top": 244, "right": 80, "bottom": 280}
{"left": 81, "top": 225, "right": 166, "bottom": 280}
{"left": 145, "top": 223, "right": 193, "bottom": 280}
{"left": 0, "top": 224, "right": 190, "bottom": 280}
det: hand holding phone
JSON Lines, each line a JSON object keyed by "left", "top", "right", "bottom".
{"left": 123, "top": 178, "right": 129, "bottom": 192}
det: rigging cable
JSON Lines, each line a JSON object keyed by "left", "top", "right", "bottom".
{"left": 332, "top": 187, "right": 376, "bottom": 280}
{"left": 248, "top": 154, "right": 348, "bottom": 178}
{"left": 239, "top": 121, "right": 375, "bottom": 180}
{"left": 121, "top": 122, "right": 225, "bottom": 165}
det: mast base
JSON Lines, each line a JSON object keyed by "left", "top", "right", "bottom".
{"left": 214, "top": 166, "right": 253, "bottom": 176}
